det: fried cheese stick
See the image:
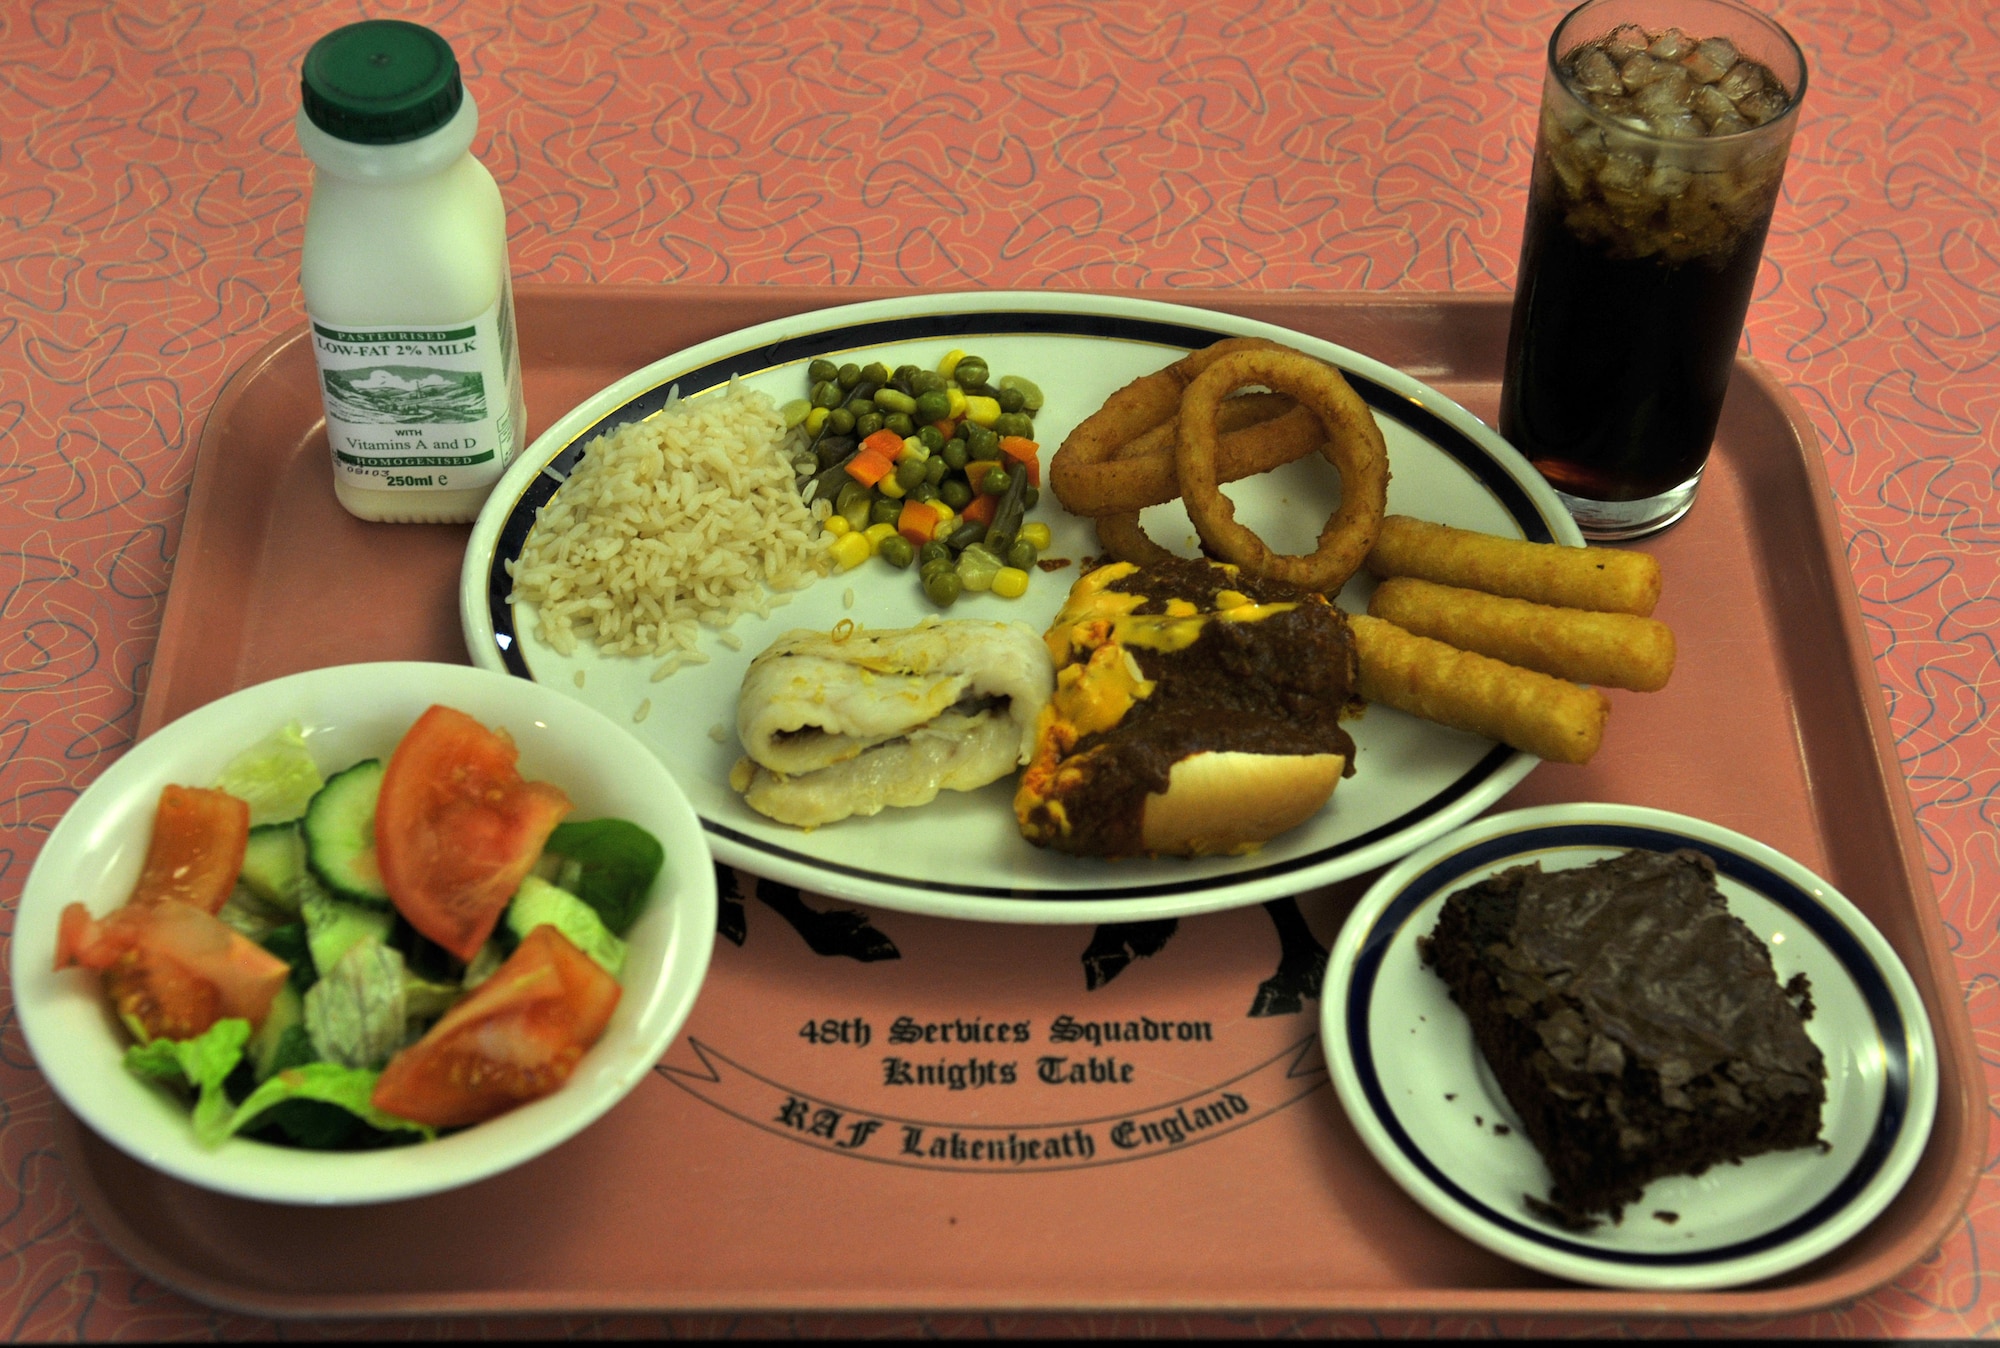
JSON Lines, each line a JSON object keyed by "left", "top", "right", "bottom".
{"left": 1368, "top": 577, "right": 1675, "bottom": 692}
{"left": 1366, "top": 516, "right": 1662, "bottom": 617}
{"left": 1349, "top": 613, "right": 1610, "bottom": 765}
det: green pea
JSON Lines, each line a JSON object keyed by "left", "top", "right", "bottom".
{"left": 914, "top": 390, "right": 952, "bottom": 424}
{"left": 919, "top": 541, "right": 952, "bottom": 569}
{"left": 811, "top": 380, "right": 843, "bottom": 409}
{"left": 892, "top": 363, "right": 921, "bottom": 392}
{"left": 871, "top": 496, "right": 902, "bottom": 527}
{"left": 808, "top": 358, "right": 838, "bottom": 385}
{"left": 920, "top": 556, "right": 955, "bottom": 582}
{"left": 953, "top": 358, "right": 988, "bottom": 388}
{"left": 965, "top": 423, "right": 1000, "bottom": 458}
{"left": 993, "top": 411, "right": 1034, "bottom": 439}
{"left": 884, "top": 412, "right": 915, "bottom": 438}
{"left": 999, "top": 375, "right": 1045, "bottom": 412}
{"left": 844, "top": 398, "right": 874, "bottom": 421}
{"left": 912, "top": 369, "right": 946, "bottom": 396}
{"left": 946, "top": 522, "right": 987, "bottom": 552}
{"left": 852, "top": 381, "right": 880, "bottom": 403}
{"left": 826, "top": 407, "right": 855, "bottom": 436}
{"left": 924, "top": 456, "right": 949, "bottom": 486}
{"left": 855, "top": 412, "right": 884, "bottom": 438}
{"left": 998, "top": 387, "right": 1025, "bottom": 414}
{"left": 873, "top": 388, "right": 917, "bottom": 415}
{"left": 879, "top": 535, "right": 916, "bottom": 569}
{"left": 918, "top": 424, "right": 946, "bottom": 452}
{"left": 940, "top": 479, "right": 972, "bottom": 510}
{"left": 1006, "top": 538, "right": 1038, "bottom": 570}
{"left": 924, "top": 569, "right": 962, "bottom": 608}
{"left": 910, "top": 481, "right": 939, "bottom": 504}
{"left": 1023, "top": 485, "right": 1040, "bottom": 511}
{"left": 895, "top": 457, "right": 927, "bottom": 491}
{"left": 861, "top": 362, "right": 890, "bottom": 387}
{"left": 982, "top": 466, "right": 1012, "bottom": 496}
{"left": 942, "top": 438, "right": 969, "bottom": 470}
{"left": 836, "top": 362, "right": 861, "bottom": 389}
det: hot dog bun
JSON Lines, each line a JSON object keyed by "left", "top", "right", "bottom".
{"left": 1139, "top": 750, "right": 1348, "bottom": 856}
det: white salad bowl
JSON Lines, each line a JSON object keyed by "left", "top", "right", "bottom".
{"left": 11, "top": 661, "right": 717, "bottom": 1205}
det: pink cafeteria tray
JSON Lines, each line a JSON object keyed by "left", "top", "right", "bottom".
{"left": 68, "top": 285, "right": 1979, "bottom": 1319}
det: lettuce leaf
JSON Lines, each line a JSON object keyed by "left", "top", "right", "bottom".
{"left": 303, "top": 939, "right": 407, "bottom": 1069}
{"left": 214, "top": 721, "right": 323, "bottom": 826}
{"left": 216, "top": 1063, "right": 432, "bottom": 1146}
{"left": 540, "top": 818, "right": 663, "bottom": 937}
{"left": 122, "top": 1018, "right": 252, "bottom": 1140}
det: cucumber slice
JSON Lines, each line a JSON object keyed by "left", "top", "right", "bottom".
{"left": 303, "top": 759, "right": 390, "bottom": 907}
{"left": 240, "top": 821, "right": 308, "bottom": 910}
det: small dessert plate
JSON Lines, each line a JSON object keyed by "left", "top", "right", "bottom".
{"left": 1321, "top": 803, "right": 1939, "bottom": 1290}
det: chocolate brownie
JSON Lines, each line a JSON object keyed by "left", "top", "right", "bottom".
{"left": 1420, "top": 848, "right": 1826, "bottom": 1228}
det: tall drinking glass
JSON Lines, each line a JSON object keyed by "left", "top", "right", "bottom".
{"left": 1499, "top": 0, "right": 1806, "bottom": 540}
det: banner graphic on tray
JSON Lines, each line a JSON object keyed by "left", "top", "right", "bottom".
{"left": 659, "top": 1035, "right": 1327, "bottom": 1173}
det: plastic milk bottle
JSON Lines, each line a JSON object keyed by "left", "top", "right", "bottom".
{"left": 297, "top": 20, "right": 526, "bottom": 523}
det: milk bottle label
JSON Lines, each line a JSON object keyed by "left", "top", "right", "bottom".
{"left": 309, "top": 290, "right": 522, "bottom": 493}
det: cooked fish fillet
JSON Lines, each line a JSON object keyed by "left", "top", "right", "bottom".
{"left": 737, "top": 710, "right": 1023, "bottom": 827}
{"left": 732, "top": 618, "right": 1055, "bottom": 827}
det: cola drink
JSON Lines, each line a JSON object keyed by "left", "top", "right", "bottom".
{"left": 1499, "top": 0, "right": 1805, "bottom": 539}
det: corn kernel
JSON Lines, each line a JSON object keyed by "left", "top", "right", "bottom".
{"left": 1021, "top": 522, "right": 1052, "bottom": 550}
{"left": 831, "top": 531, "right": 872, "bottom": 570}
{"left": 992, "top": 566, "right": 1030, "bottom": 599}
{"left": 863, "top": 521, "right": 897, "bottom": 553}
{"left": 929, "top": 499, "right": 956, "bottom": 529}
{"left": 963, "top": 395, "right": 1001, "bottom": 427}
{"left": 946, "top": 386, "right": 967, "bottom": 419}
{"left": 805, "top": 406, "right": 830, "bottom": 435}
{"left": 877, "top": 473, "right": 907, "bottom": 499}
{"left": 939, "top": 349, "right": 966, "bottom": 379}
{"left": 824, "top": 515, "right": 852, "bottom": 537}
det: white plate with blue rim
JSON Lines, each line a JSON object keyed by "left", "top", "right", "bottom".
{"left": 461, "top": 291, "right": 1583, "bottom": 925}
{"left": 1322, "top": 802, "right": 1938, "bottom": 1290}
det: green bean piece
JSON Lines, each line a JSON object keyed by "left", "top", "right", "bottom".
{"left": 884, "top": 412, "right": 915, "bottom": 438}
{"left": 855, "top": 412, "right": 884, "bottom": 438}
{"left": 940, "top": 479, "right": 972, "bottom": 510}
{"left": 852, "top": 380, "right": 880, "bottom": 403}
{"left": 997, "top": 387, "right": 1025, "bottom": 414}
{"left": 919, "top": 541, "right": 952, "bottom": 569}
{"left": 946, "top": 522, "right": 987, "bottom": 552}
{"left": 871, "top": 496, "right": 902, "bottom": 527}
{"left": 808, "top": 358, "right": 838, "bottom": 385}
{"left": 895, "top": 457, "right": 928, "bottom": 491}
{"left": 861, "top": 362, "right": 890, "bottom": 387}
{"left": 803, "top": 448, "right": 861, "bottom": 503}
{"left": 815, "top": 435, "right": 854, "bottom": 469}
{"left": 836, "top": 362, "right": 861, "bottom": 389}
{"left": 923, "top": 455, "right": 949, "bottom": 487}
{"left": 988, "top": 460, "right": 1032, "bottom": 550}
{"left": 999, "top": 375, "right": 1045, "bottom": 412}
{"left": 1006, "top": 538, "right": 1039, "bottom": 571}
{"left": 918, "top": 424, "right": 946, "bottom": 452}
{"left": 924, "top": 569, "right": 962, "bottom": 608}
{"left": 942, "top": 438, "right": 969, "bottom": 470}
{"left": 953, "top": 358, "right": 988, "bottom": 388}
{"left": 827, "top": 407, "right": 855, "bottom": 436}
{"left": 879, "top": 535, "right": 916, "bottom": 569}
{"left": 914, "top": 390, "right": 952, "bottom": 424}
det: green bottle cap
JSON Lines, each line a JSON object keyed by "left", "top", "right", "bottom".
{"left": 301, "top": 20, "right": 463, "bottom": 145}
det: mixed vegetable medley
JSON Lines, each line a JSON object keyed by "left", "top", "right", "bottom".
{"left": 53, "top": 706, "right": 664, "bottom": 1150}
{"left": 783, "top": 349, "right": 1054, "bottom": 608}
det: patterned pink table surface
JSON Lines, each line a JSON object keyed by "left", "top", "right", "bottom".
{"left": 3, "top": 0, "right": 1995, "bottom": 1339}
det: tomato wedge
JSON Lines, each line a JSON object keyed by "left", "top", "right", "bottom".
{"left": 371, "top": 924, "right": 621, "bottom": 1128}
{"left": 130, "top": 785, "right": 249, "bottom": 915}
{"left": 374, "top": 705, "right": 573, "bottom": 962}
{"left": 55, "top": 900, "right": 288, "bottom": 1040}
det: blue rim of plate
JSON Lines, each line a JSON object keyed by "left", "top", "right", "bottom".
{"left": 475, "top": 305, "right": 1547, "bottom": 902}
{"left": 1345, "top": 820, "right": 1913, "bottom": 1267}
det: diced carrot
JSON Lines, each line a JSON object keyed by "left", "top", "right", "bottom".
{"left": 861, "top": 428, "right": 906, "bottom": 459}
{"left": 998, "top": 436, "right": 1041, "bottom": 486}
{"left": 932, "top": 419, "right": 958, "bottom": 440}
{"left": 964, "top": 459, "right": 1000, "bottom": 494}
{"left": 960, "top": 493, "right": 998, "bottom": 528}
{"left": 897, "top": 500, "right": 940, "bottom": 547}
{"left": 845, "top": 447, "right": 896, "bottom": 489}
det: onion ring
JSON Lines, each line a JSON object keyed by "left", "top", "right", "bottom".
{"left": 1175, "top": 347, "right": 1389, "bottom": 594}
{"left": 1049, "top": 337, "right": 1288, "bottom": 516}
